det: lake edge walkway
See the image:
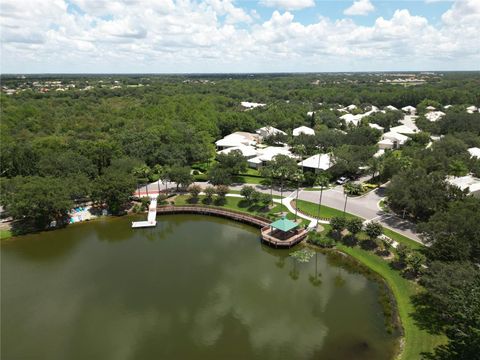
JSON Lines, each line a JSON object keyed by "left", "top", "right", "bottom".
{"left": 156, "top": 205, "right": 307, "bottom": 248}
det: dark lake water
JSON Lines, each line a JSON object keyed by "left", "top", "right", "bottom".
{"left": 2, "top": 214, "right": 398, "bottom": 360}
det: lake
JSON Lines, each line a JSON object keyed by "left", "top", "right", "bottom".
{"left": 1, "top": 214, "right": 399, "bottom": 360}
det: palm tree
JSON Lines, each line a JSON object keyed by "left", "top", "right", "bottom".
{"left": 369, "top": 157, "right": 381, "bottom": 183}
{"left": 152, "top": 164, "right": 163, "bottom": 193}
{"left": 315, "top": 173, "right": 329, "bottom": 219}
{"left": 291, "top": 171, "right": 305, "bottom": 221}
{"left": 132, "top": 164, "right": 151, "bottom": 197}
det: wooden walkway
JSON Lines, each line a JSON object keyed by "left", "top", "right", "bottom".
{"left": 156, "top": 205, "right": 307, "bottom": 248}
{"left": 260, "top": 226, "right": 308, "bottom": 248}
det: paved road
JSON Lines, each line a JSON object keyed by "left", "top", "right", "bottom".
{"left": 138, "top": 180, "right": 422, "bottom": 243}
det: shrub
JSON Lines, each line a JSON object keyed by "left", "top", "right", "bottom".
{"left": 215, "top": 185, "right": 229, "bottom": 198}
{"left": 346, "top": 218, "right": 363, "bottom": 236}
{"left": 309, "top": 233, "right": 335, "bottom": 248}
{"left": 204, "top": 186, "right": 215, "bottom": 203}
{"left": 192, "top": 170, "right": 200, "bottom": 175}
{"left": 188, "top": 184, "right": 202, "bottom": 199}
{"left": 240, "top": 185, "right": 255, "bottom": 202}
{"left": 365, "top": 221, "right": 383, "bottom": 240}
{"left": 330, "top": 216, "right": 347, "bottom": 233}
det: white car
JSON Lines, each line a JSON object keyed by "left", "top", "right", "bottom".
{"left": 336, "top": 177, "right": 348, "bottom": 185}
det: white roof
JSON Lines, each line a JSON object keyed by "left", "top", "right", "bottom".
{"left": 340, "top": 113, "right": 363, "bottom": 126}
{"left": 293, "top": 126, "right": 315, "bottom": 136}
{"left": 466, "top": 105, "right": 478, "bottom": 113}
{"left": 447, "top": 175, "right": 480, "bottom": 194}
{"left": 384, "top": 105, "right": 398, "bottom": 111}
{"left": 383, "top": 131, "right": 410, "bottom": 143}
{"left": 215, "top": 132, "right": 257, "bottom": 148}
{"left": 298, "top": 154, "right": 333, "bottom": 170}
{"left": 426, "top": 106, "right": 436, "bottom": 111}
{"left": 369, "top": 123, "right": 384, "bottom": 131}
{"left": 217, "top": 145, "right": 258, "bottom": 158}
{"left": 256, "top": 126, "right": 287, "bottom": 137}
{"left": 401, "top": 106, "right": 416, "bottom": 113}
{"left": 249, "top": 146, "right": 295, "bottom": 163}
{"left": 444, "top": 105, "right": 453, "bottom": 109}
{"left": 425, "top": 111, "right": 446, "bottom": 122}
{"left": 468, "top": 147, "right": 480, "bottom": 159}
{"left": 241, "top": 101, "right": 266, "bottom": 109}
{"left": 390, "top": 125, "right": 418, "bottom": 134}
{"left": 307, "top": 111, "right": 314, "bottom": 117}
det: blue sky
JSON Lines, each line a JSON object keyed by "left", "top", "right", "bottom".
{"left": 1, "top": 0, "right": 478, "bottom": 73}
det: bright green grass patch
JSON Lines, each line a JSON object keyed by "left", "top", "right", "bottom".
{"left": 383, "top": 228, "right": 423, "bottom": 251}
{"left": 336, "top": 244, "right": 444, "bottom": 360}
{"left": 232, "top": 175, "right": 268, "bottom": 185}
{"left": 0, "top": 229, "right": 12, "bottom": 240}
{"left": 293, "top": 199, "right": 360, "bottom": 220}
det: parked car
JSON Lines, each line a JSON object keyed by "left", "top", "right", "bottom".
{"left": 336, "top": 177, "right": 348, "bottom": 185}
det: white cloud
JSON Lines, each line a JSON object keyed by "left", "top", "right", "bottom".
{"left": 0, "top": 0, "right": 478, "bottom": 73}
{"left": 260, "top": 0, "right": 316, "bottom": 11}
{"left": 344, "top": 0, "right": 375, "bottom": 16}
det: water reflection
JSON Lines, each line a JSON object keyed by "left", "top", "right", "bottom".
{"left": 2, "top": 215, "right": 398, "bottom": 360}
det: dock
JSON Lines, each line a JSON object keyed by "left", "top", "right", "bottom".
{"left": 132, "top": 195, "right": 158, "bottom": 228}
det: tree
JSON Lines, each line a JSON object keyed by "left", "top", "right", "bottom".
{"left": 208, "top": 165, "right": 232, "bottom": 185}
{"left": 264, "top": 155, "right": 298, "bottom": 202}
{"left": 216, "top": 150, "right": 247, "bottom": 174}
{"left": 386, "top": 168, "right": 464, "bottom": 221}
{"left": 250, "top": 190, "right": 261, "bottom": 204}
{"left": 259, "top": 193, "right": 272, "bottom": 208}
{"left": 204, "top": 186, "right": 215, "bottom": 203}
{"left": 188, "top": 184, "right": 201, "bottom": 199}
{"left": 396, "top": 243, "right": 409, "bottom": 264}
{"left": 330, "top": 216, "right": 346, "bottom": 234}
{"left": 240, "top": 185, "right": 256, "bottom": 202}
{"left": 365, "top": 221, "right": 383, "bottom": 241}
{"left": 2, "top": 176, "right": 73, "bottom": 233}
{"left": 168, "top": 166, "right": 193, "bottom": 190}
{"left": 215, "top": 185, "right": 229, "bottom": 198}
{"left": 259, "top": 166, "right": 275, "bottom": 205}
{"left": 314, "top": 173, "right": 329, "bottom": 219}
{"left": 418, "top": 262, "right": 480, "bottom": 360}
{"left": 406, "top": 252, "right": 426, "bottom": 276}
{"left": 346, "top": 218, "right": 363, "bottom": 238}
{"left": 92, "top": 169, "right": 136, "bottom": 215}
{"left": 418, "top": 197, "right": 480, "bottom": 263}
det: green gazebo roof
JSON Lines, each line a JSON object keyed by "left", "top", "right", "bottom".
{"left": 270, "top": 217, "right": 299, "bottom": 232}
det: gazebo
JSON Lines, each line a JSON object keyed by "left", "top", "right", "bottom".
{"left": 261, "top": 216, "right": 308, "bottom": 248}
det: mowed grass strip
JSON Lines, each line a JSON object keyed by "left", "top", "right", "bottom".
{"left": 293, "top": 199, "right": 360, "bottom": 220}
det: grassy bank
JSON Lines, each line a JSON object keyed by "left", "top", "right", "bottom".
{"left": 336, "top": 244, "right": 444, "bottom": 359}
{"left": 174, "top": 195, "right": 286, "bottom": 218}
{"left": 0, "top": 229, "right": 12, "bottom": 240}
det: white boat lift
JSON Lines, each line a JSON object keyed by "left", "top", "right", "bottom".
{"left": 132, "top": 195, "right": 158, "bottom": 228}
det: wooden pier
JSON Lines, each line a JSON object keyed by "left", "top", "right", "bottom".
{"left": 156, "top": 205, "right": 308, "bottom": 248}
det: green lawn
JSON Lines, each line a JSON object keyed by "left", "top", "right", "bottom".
{"left": 232, "top": 174, "right": 268, "bottom": 185}
{"left": 336, "top": 244, "right": 444, "bottom": 360}
{"left": 0, "top": 229, "right": 12, "bottom": 240}
{"left": 293, "top": 199, "right": 360, "bottom": 220}
{"left": 173, "top": 195, "right": 289, "bottom": 220}
{"left": 383, "top": 228, "right": 424, "bottom": 250}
